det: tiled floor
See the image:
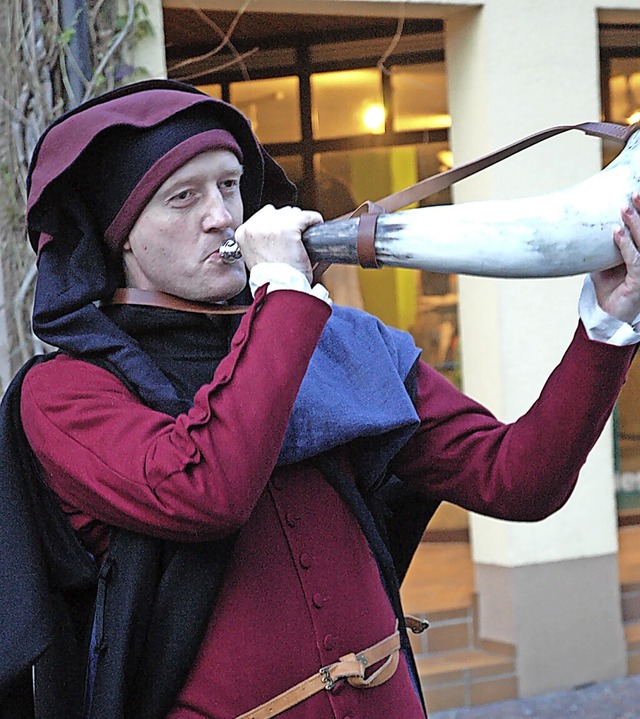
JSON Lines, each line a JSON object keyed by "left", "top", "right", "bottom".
{"left": 401, "top": 541, "right": 473, "bottom": 616}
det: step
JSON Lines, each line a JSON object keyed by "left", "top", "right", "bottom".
{"left": 416, "top": 648, "right": 517, "bottom": 713}
{"left": 401, "top": 541, "right": 474, "bottom": 617}
{"left": 621, "top": 581, "right": 640, "bottom": 624}
{"left": 626, "top": 622, "right": 640, "bottom": 676}
{"left": 407, "top": 606, "right": 473, "bottom": 658}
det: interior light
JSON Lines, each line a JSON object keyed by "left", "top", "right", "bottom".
{"left": 627, "top": 110, "right": 640, "bottom": 126}
{"left": 363, "top": 104, "right": 386, "bottom": 133}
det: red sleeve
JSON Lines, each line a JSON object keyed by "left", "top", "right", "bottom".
{"left": 20, "top": 289, "right": 331, "bottom": 541}
{"left": 391, "top": 322, "right": 637, "bottom": 521}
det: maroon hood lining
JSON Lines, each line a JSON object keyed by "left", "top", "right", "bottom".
{"left": 27, "top": 89, "right": 214, "bottom": 217}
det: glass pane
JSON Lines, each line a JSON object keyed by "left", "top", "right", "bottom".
{"left": 272, "top": 155, "right": 304, "bottom": 202}
{"left": 314, "top": 141, "right": 452, "bottom": 213}
{"left": 415, "top": 272, "right": 459, "bottom": 386}
{"left": 313, "top": 142, "right": 460, "bottom": 386}
{"left": 311, "top": 68, "right": 384, "bottom": 139}
{"left": 230, "top": 77, "right": 301, "bottom": 143}
{"left": 608, "top": 57, "right": 640, "bottom": 125}
{"left": 196, "top": 84, "right": 222, "bottom": 99}
{"left": 390, "top": 62, "right": 450, "bottom": 132}
{"left": 273, "top": 155, "right": 303, "bottom": 186}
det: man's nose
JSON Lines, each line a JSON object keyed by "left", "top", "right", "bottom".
{"left": 202, "top": 190, "right": 233, "bottom": 230}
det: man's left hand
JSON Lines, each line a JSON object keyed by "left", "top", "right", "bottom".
{"left": 591, "top": 192, "right": 640, "bottom": 325}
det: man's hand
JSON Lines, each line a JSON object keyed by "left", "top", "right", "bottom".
{"left": 235, "top": 205, "right": 323, "bottom": 284}
{"left": 591, "top": 192, "right": 640, "bottom": 325}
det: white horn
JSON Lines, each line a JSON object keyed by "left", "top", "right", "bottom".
{"left": 302, "top": 130, "right": 640, "bottom": 278}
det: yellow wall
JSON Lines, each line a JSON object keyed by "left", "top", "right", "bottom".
{"left": 350, "top": 146, "right": 421, "bottom": 331}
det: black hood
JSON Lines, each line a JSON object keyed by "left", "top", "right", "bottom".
{"left": 24, "top": 79, "right": 296, "bottom": 414}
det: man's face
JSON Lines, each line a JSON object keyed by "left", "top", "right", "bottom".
{"left": 123, "top": 149, "right": 248, "bottom": 303}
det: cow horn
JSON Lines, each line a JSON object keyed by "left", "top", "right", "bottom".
{"left": 302, "top": 130, "right": 640, "bottom": 278}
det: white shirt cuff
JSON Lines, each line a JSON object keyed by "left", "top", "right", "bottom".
{"left": 579, "top": 275, "right": 640, "bottom": 346}
{"left": 249, "top": 263, "right": 332, "bottom": 306}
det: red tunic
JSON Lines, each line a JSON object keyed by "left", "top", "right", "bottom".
{"left": 20, "top": 289, "right": 635, "bottom": 718}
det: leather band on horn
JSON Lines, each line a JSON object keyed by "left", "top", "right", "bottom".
{"left": 357, "top": 213, "right": 380, "bottom": 268}
{"left": 353, "top": 200, "right": 384, "bottom": 269}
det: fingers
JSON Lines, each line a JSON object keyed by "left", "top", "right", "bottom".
{"left": 261, "top": 205, "right": 323, "bottom": 230}
{"left": 237, "top": 205, "right": 323, "bottom": 238}
{"left": 616, "top": 194, "right": 640, "bottom": 266}
{"left": 235, "top": 205, "right": 324, "bottom": 282}
{"left": 621, "top": 194, "right": 640, "bottom": 243}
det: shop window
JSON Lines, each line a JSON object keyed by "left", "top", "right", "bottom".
{"left": 229, "top": 77, "right": 301, "bottom": 143}
{"left": 310, "top": 69, "right": 385, "bottom": 139}
{"left": 608, "top": 57, "right": 640, "bottom": 126}
{"left": 390, "top": 62, "right": 450, "bottom": 132}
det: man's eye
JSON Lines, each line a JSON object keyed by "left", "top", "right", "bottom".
{"left": 169, "top": 189, "right": 195, "bottom": 206}
{"left": 220, "top": 178, "right": 239, "bottom": 191}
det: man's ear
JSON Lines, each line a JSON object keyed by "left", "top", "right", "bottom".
{"left": 122, "top": 238, "right": 132, "bottom": 252}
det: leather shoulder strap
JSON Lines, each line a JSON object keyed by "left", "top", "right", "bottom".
{"left": 369, "top": 121, "right": 637, "bottom": 215}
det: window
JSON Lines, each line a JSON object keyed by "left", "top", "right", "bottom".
{"left": 229, "top": 76, "right": 301, "bottom": 143}
{"left": 310, "top": 69, "right": 385, "bottom": 139}
{"left": 390, "top": 62, "right": 450, "bottom": 132}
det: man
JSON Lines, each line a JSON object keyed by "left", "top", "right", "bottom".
{"left": 2, "top": 78, "right": 640, "bottom": 719}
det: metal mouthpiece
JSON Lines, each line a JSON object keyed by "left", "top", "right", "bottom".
{"left": 219, "top": 238, "right": 242, "bottom": 264}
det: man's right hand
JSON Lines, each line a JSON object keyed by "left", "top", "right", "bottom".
{"left": 234, "top": 204, "right": 323, "bottom": 284}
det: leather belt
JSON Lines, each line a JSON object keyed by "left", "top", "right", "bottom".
{"left": 235, "top": 628, "right": 401, "bottom": 719}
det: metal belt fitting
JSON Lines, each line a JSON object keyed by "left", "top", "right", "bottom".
{"left": 319, "top": 650, "right": 369, "bottom": 691}
{"left": 319, "top": 664, "right": 336, "bottom": 691}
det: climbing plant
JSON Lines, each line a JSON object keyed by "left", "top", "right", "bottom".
{"left": 0, "top": 0, "right": 151, "bottom": 387}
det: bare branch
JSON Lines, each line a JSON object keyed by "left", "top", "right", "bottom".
{"left": 172, "top": 47, "right": 259, "bottom": 83}
{"left": 0, "top": 0, "right": 146, "bottom": 371}
{"left": 90, "top": 0, "right": 109, "bottom": 25}
{"left": 377, "top": 7, "right": 406, "bottom": 76}
{"left": 83, "top": 0, "right": 135, "bottom": 99}
{"left": 168, "top": 2, "right": 252, "bottom": 81}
